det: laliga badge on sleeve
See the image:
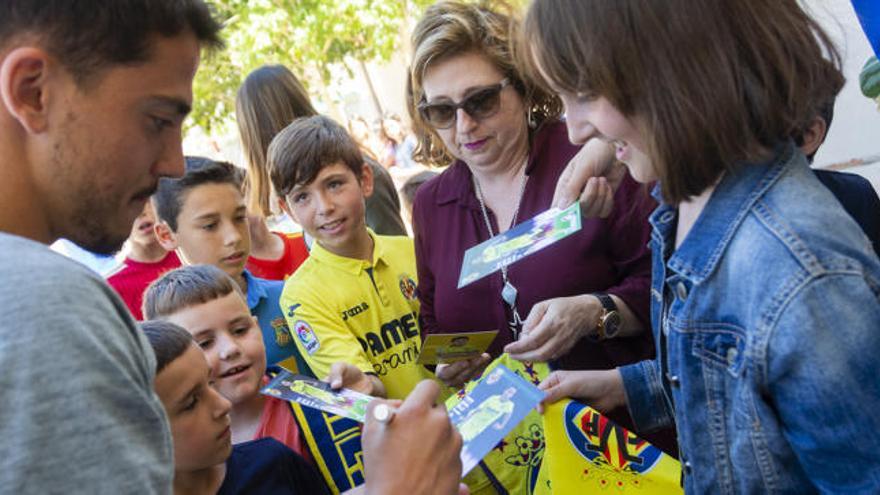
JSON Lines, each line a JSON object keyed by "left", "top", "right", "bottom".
{"left": 261, "top": 370, "right": 373, "bottom": 423}
{"left": 417, "top": 330, "right": 499, "bottom": 365}
{"left": 446, "top": 364, "right": 545, "bottom": 475}
{"left": 294, "top": 320, "right": 320, "bottom": 355}
{"left": 458, "top": 203, "right": 582, "bottom": 288}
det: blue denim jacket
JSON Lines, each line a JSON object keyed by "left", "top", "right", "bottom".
{"left": 619, "top": 143, "right": 880, "bottom": 493}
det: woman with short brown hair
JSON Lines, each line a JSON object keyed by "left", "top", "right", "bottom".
{"left": 522, "top": 0, "right": 880, "bottom": 491}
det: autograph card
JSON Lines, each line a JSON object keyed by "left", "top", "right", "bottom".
{"left": 445, "top": 365, "right": 545, "bottom": 475}
{"left": 458, "top": 202, "right": 582, "bottom": 288}
{"left": 417, "top": 330, "right": 499, "bottom": 365}
{"left": 261, "top": 370, "right": 372, "bottom": 422}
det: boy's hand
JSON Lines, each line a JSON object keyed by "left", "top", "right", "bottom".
{"left": 435, "top": 353, "right": 491, "bottom": 388}
{"left": 363, "top": 380, "right": 464, "bottom": 495}
{"left": 537, "top": 369, "right": 627, "bottom": 414}
{"left": 326, "top": 362, "right": 386, "bottom": 398}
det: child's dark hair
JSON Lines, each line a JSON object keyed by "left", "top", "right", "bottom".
{"left": 401, "top": 170, "right": 438, "bottom": 216}
{"left": 140, "top": 320, "right": 195, "bottom": 374}
{"left": 143, "top": 264, "right": 244, "bottom": 320}
{"left": 152, "top": 156, "right": 243, "bottom": 231}
{"left": 268, "top": 115, "right": 364, "bottom": 199}
{"left": 791, "top": 56, "right": 845, "bottom": 161}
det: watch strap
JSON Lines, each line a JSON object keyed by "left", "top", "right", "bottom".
{"left": 591, "top": 293, "right": 621, "bottom": 341}
{"left": 595, "top": 293, "right": 617, "bottom": 313}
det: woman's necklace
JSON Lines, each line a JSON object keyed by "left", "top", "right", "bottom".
{"left": 472, "top": 159, "right": 529, "bottom": 340}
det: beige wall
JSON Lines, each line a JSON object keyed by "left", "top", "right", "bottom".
{"left": 806, "top": 0, "right": 880, "bottom": 167}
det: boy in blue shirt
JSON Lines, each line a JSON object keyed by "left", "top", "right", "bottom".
{"left": 153, "top": 156, "right": 300, "bottom": 368}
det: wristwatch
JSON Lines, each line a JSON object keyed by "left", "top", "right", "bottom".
{"left": 590, "top": 294, "right": 621, "bottom": 341}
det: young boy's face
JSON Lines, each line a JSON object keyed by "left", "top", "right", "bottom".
{"left": 154, "top": 343, "right": 232, "bottom": 472}
{"left": 128, "top": 201, "right": 161, "bottom": 251}
{"left": 165, "top": 292, "right": 267, "bottom": 406}
{"left": 281, "top": 162, "right": 374, "bottom": 258}
{"left": 156, "top": 182, "right": 251, "bottom": 280}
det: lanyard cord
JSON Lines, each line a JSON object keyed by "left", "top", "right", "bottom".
{"left": 471, "top": 159, "right": 529, "bottom": 339}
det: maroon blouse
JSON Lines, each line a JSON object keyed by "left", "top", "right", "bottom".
{"left": 412, "top": 122, "right": 657, "bottom": 371}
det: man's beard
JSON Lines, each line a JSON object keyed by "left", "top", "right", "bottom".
{"left": 65, "top": 216, "right": 128, "bottom": 255}
{"left": 64, "top": 185, "right": 157, "bottom": 256}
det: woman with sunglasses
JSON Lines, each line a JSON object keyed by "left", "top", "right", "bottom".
{"left": 407, "top": 0, "right": 675, "bottom": 453}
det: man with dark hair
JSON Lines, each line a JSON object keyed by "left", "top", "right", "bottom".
{"left": 0, "top": 1, "right": 222, "bottom": 492}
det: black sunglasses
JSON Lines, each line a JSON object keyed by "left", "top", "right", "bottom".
{"left": 418, "top": 78, "right": 511, "bottom": 129}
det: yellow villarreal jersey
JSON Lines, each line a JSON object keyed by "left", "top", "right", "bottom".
{"left": 280, "top": 232, "right": 434, "bottom": 400}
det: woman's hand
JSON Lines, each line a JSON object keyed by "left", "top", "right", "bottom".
{"left": 504, "top": 295, "right": 601, "bottom": 362}
{"left": 326, "top": 362, "right": 387, "bottom": 398}
{"left": 435, "top": 353, "right": 492, "bottom": 388}
{"left": 538, "top": 369, "right": 627, "bottom": 414}
{"left": 553, "top": 139, "right": 626, "bottom": 217}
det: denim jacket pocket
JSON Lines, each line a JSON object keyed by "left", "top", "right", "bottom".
{"left": 691, "top": 324, "right": 748, "bottom": 377}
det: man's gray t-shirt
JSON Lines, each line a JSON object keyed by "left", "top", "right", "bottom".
{"left": 0, "top": 233, "right": 173, "bottom": 493}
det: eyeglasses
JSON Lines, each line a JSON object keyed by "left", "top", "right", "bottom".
{"left": 418, "top": 78, "right": 511, "bottom": 129}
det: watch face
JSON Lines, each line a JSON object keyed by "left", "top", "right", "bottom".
{"left": 603, "top": 311, "right": 622, "bottom": 337}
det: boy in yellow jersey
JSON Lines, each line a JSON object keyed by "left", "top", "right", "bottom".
{"left": 268, "top": 115, "right": 437, "bottom": 400}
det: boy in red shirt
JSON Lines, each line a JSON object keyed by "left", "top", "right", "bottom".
{"left": 106, "top": 201, "right": 180, "bottom": 319}
{"left": 245, "top": 213, "right": 309, "bottom": 281}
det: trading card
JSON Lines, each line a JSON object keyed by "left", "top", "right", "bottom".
{"left": 417, "top": 330, "right": 499, "bottom": 365}
{"left": 446, "top": 365, "right": 545, "bottom": 474}
{"left": 262, "top": 370, "right": 372, "bottom": 422}
{"left": 458, "top": 202, "right": 582, "bottom": 288}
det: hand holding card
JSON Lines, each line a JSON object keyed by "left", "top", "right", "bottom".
{"left": 326, "top": 362, "right": 386, "bottom": 397}
{"left": 458, "top": 203, "right": 582, "bottom": 288}
{"left": 262, "top": 371, "right": 373, "bottom": 422}
{"left": 267, "top": 365, "right": 544, "bottom": 480}
{"left": 435, "top": 354, "right": 492, "bottom": 389}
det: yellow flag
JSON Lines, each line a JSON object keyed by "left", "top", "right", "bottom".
{"left": 542, "top": 400, "right": 682, "bottom": 493}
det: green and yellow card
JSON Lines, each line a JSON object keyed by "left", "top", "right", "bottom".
{"left": 417, "top": 330, "right": 499, "bottom": 365}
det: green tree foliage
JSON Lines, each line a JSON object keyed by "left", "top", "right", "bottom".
{"left": 192, "top": 0, "right": 434, "bottom": 133}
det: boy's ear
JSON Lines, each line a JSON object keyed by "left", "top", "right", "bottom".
{"left": 360, "top": 162, "right": 375, "bottom": 199}
{"left": 153, "top": 221, "right": 179, "bottom": 252}
{"left": 0, "top": 47, "right": 53, "bottom": 134}
{"left": 799, "top": 116, "right": 828, "bottom": 158}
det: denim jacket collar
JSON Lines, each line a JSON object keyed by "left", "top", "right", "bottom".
{"left": 651, "top": 141, "right": 795, "bottom": 284}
